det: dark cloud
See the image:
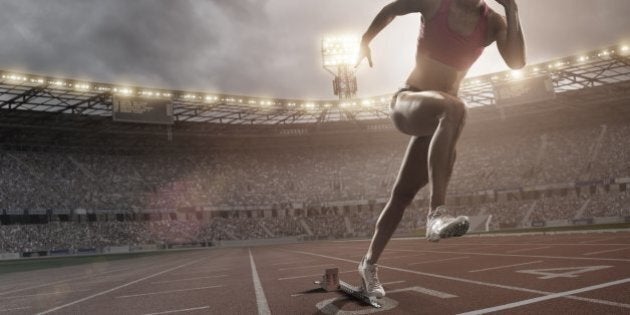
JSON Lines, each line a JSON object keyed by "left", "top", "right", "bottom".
{"left": 0, "top": 0, "right": 629, "bottom": 99}
{"left": 2, "top": 1, "right": 205, "bottom": 84}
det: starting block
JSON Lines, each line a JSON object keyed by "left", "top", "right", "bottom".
{"left": 314, "top": 268, "right": 382, "bottom": 308}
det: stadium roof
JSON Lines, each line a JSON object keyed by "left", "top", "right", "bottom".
{"left": 1, "top": 44, "right": 629, "bottom": 126}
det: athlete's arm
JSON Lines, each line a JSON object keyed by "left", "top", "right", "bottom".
{"left": 356, "top": 0, "right": 428, "bottom": 67}
{"left": 493, "top": 0, "right": 526, "bottom": 69}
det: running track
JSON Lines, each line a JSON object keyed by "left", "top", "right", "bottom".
{"left": 1, "top": 232, "right": 630, "bottom": 314}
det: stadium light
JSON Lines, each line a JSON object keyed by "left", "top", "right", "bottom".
{"left": 361, "top": 99, "right": 374, "bottom": 107}
{"left": 4, "top": 74, "right": 28, "bottom": 82}
{"left": 322, "top": 34, "right": 360, "bottom": 100}
{"left": 114, "top": 88, "right": 133, "bottom": 96}
{"left": 141, "top": 90, "right": 164, "bottom": 97}
{"left": 75, "top": 83, "right": 91, "bottom": 90}
{"left": 322, "top": 36, "right": 360, "bottom": 67}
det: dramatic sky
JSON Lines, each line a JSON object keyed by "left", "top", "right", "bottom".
{"left": 1, "top": 0, "right": 629, "bottom": 99}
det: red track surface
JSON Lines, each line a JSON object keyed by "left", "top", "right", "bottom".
{"left": 1, "top": 232, "right": 630, "bottom": 314}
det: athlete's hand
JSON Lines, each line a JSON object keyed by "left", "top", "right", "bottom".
{"left": 355, "top": 42, "right": 373, "bottom": 68}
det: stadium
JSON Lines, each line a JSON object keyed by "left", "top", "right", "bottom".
{"left": 1, "top": 1, "right": 630, "bottom": 314}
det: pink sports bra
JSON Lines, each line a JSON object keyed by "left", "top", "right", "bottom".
{"left": 418, "top": 0, "right": 490, "bottom": 70}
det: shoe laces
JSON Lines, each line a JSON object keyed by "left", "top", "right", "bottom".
{"left": 363, "top": 262, "right": 382, "bottom": 289}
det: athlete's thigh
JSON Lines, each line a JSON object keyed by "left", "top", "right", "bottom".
{"left": 391, "top": 136, "right": 431, "bottom": 198}
{"left": 391, "top": 90, "right": 464, "bottom": 136}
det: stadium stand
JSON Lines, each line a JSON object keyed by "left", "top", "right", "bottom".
{"left": 1, "top": 46, "right": 630, "bottom": 254}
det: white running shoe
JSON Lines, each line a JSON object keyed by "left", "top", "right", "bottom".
{"left": 426, "top": 206, "right": 470, "bottom": 242}
{"left": 358, "top": 256, "right": 385, "bottom": 298}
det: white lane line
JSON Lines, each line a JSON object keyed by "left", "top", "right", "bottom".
{"left": 458, "top": 278, "right": 630, "bottom": 315}
{"left": 0, "top": 289, "right": 92, "bottom": 300}
{"left": 278, "top": 263, "right": 335, "bottom": 271}
{"left": 169, "top": 267, "right": 231, "bottom": 275}
{"left": 584, "top": 247, "right": 630, "bottom": 256}
{"left": 116, "top": 285, "right": 223, "bottom": 299}
{"left": 408, "top": 256, "right": 470, "bottom": 266}
{"left": 81, "top": 267, "right": 131, "bottom": 275}
{"left": 0, "top": 271, "right": 103, "bottom": 296}
{"left": 150, "top": 274, "right": 228, "bottom": 284}
{"left": 272, "top": 261, "right": 307, "bottom": 266}
{"left": 278, "top": 270, "right": 355, "bottom": 281}
{"left": 249, "top": 249, "right": 271, "bottom": 315}
{"left": 379, "top": 254, "right": 425, "bottom": 261}
{"left": 176, "top": 267, "right": 231, "bottom": 272}
{"left": 0, "top": 266, "right": 134, "bottom": 296}
{"left": 386, "top": 248, "right": 630, "bottom": 262}
{"left": 0, "top": 307, "right": 31, "bottom": 312}
{"left": 289, "top": 250, "right": 630, "bottom": 309}
{"left": 143, "top": 306, "right": 210, "bottom": 315}
{"left": 77, "top": 276, "right": 134, "bottom": 286}
{"left": 396, "top": 242, "right": 630, "bottom": 247}
{"left": 382, "top": 280, "right": 406, "bottom": 286}
{"left": 389, "top": 286, "right": 457, "bottom": 299}
{"left": 36, "top": 257, "right": 205, "bottom": 315}
{"left": 468, "top": 261, "right": 543, "bottom": 273}
{"left": 579, "top": 236, "right": 620, "bottom": 244}
{"left": 294, "top": 280, "right": 408, "bottom": 297}
{"left": 506, "top": 246, "right": 551, "bottom": 254}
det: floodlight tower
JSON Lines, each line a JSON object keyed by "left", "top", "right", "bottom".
{"left": 322, "top": 35, "right": 360, "bottom": 100}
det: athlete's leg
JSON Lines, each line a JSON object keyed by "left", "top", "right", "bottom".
{"left": 360, "top": 91, "right": 467, "bottom": 298}
{"left": 365, "top": 135, "right": 431, "bottom": 264}
{"left": 390, "top": 90, "right": 467, "bottom": 212}
{"left": 359, "top": 135, "right": 430, "bottom": 298}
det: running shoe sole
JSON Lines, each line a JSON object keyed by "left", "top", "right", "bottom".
{"left": 439, "top": 216, "right": 470, "bottom": 239}
{"left": 427, "top": 216, "right": 470, "bottom": 242}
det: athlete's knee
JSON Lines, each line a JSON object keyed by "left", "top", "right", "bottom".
{"left": 442, "top": 98, "right": 466, "bottom": 124}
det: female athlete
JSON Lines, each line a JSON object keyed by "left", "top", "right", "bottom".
{"left": 355, "top": 0, "right": 525, "bottom": 298}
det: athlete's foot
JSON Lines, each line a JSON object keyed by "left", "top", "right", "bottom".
{"left": 358, "top": 256, "right": 385, "bottom": 298}
{"left": 426, "top": 206, "right": 470, "bottom": 242}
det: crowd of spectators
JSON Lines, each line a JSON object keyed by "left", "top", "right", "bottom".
{"left": 2, "top": 188, "right": 629, "bottom": 253}
{"left": 2, "top": 122, "right": 629, "bottom": 213}
{"left": 1, "top": 118, "right": 630, "bottom": 253}
{"left": 583, "top": 190, "right": 630, "bottom": 218}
